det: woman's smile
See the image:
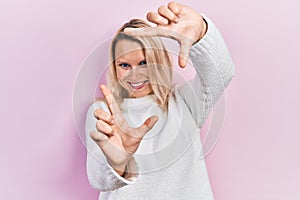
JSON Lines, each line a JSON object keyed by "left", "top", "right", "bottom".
{"left": 127, "top": 80, "right": 149, "bottom": 90}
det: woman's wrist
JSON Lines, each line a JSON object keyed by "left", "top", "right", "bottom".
{"left": 109, "top": 161, "right": 128, "bottom": 177}
{"left": 114, "top": 165, "right": 127, "bottom": 177}
{"left": 200, "top": 17, "right": 208, "bottom": 39}
{"left": 193, "top": 16, "right": 208, "bottom": 45}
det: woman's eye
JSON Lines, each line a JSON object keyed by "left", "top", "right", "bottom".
{"left": 119, "top": 63, "right": 130, "bottom": 68}
{"left": 139, "top": 60, "right": 147, "bottom": 66}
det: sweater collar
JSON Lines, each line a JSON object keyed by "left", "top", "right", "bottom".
{"left": 121, "top": 94, "right": 157, "bottom": 109}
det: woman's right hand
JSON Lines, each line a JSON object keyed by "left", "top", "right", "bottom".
{"left": 90, "top": 85, "right": 158, "bottom": 175}
{"left": 124, "top": 1, "right": 207, "bottom": 68}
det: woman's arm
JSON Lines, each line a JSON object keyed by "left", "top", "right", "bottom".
{"left": 176, "top": 16, "right": 235, "bottom": 127}
{"left": 85, "top": 101, "right": 139, "bottom": 191}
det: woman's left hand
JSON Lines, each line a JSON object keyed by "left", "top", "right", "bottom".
{"left": 124, "top": 1, "right": 207, "bottom": 67}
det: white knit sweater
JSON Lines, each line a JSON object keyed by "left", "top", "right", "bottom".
{"left": 85, "top": 16, "right": 235, "bottom": 200}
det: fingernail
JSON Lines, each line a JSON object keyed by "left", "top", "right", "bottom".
{"left": 124, "top": 28, "right": 134, "bottom": 33}
{"left": 163, "top": 19, "right": 169, "bottom": 25}
{"left": 103, "top": 135, "right": 109, "bottom": 140}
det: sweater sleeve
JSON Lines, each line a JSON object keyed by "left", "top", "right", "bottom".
{"left": 175, "top": 15, "right": 235, "bottom": 128}
{"left": 85, "top": 101, "right": 139, "bottom": 191}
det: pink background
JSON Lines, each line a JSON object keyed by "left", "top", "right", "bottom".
{"left": 1, "top": 0, "right": 299, "bottom": 199}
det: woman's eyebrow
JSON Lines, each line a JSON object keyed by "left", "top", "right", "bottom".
{"left": 115, "top": 59, "right": 127, "bottom": 64}
{"left": 115, "top": 58, "right": 146, "bottom": 64}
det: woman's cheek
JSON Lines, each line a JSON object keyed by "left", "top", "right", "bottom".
{"left": 116, "top": 69, "right": 124, "bottom": 81}
{"left": 116, "top": 69, "right": 129, "bottom": 89}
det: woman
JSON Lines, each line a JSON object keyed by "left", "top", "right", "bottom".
{"left": 85, "top": 2, "right": 234, "bottom": 199}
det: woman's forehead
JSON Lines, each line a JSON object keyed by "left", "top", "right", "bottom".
{"left": 115, "top": 39, "right": 145, "bottom": 60}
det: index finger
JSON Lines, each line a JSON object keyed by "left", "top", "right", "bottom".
{"left": 99, "top": 84, "right": 121, "bottom": 116}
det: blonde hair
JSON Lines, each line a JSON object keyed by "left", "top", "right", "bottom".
{"left": 105, "top": 19, "right": 173, "bottom": 112}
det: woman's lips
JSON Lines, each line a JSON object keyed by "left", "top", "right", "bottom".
{"left": 128, "top": 80, "right": 148, "bottom": 90}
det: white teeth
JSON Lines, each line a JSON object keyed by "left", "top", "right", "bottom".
{"left": 131, "top": 82, "right": 144, "bottom": 87}
{"left": 128, "top": 80, "right": 148, "bottom": 88}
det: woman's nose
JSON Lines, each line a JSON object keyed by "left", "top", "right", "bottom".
{"left": 129, "top": 67, "right": 138, "bottom": 77}
{"left": 128, "top": 65, "right": 141, "bottom": 78}
{"left": 131, "top": 65, "right": 139, "bottom": 70}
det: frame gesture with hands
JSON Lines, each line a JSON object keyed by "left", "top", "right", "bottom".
{"left": 89, "top": 85, "right": 158, "bottom": 176}
{"left": 124, "top": 1, "right": 207, "bottom": 67}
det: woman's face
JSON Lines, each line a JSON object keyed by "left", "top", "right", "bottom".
{"left": 114, "top": 39, "right": 153, "bottom": 98}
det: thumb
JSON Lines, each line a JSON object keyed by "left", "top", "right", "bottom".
{"left": 138, "top": 115, "right": 159, "bottom": 137}
{"left": 178, "top": 40, "right": 192, "bottom": 68}
{"left": 124, "top": 27, "right": 158, "bottom": 37}
{"left": 124, "top": 26, "right": 177, "bottom": 39}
